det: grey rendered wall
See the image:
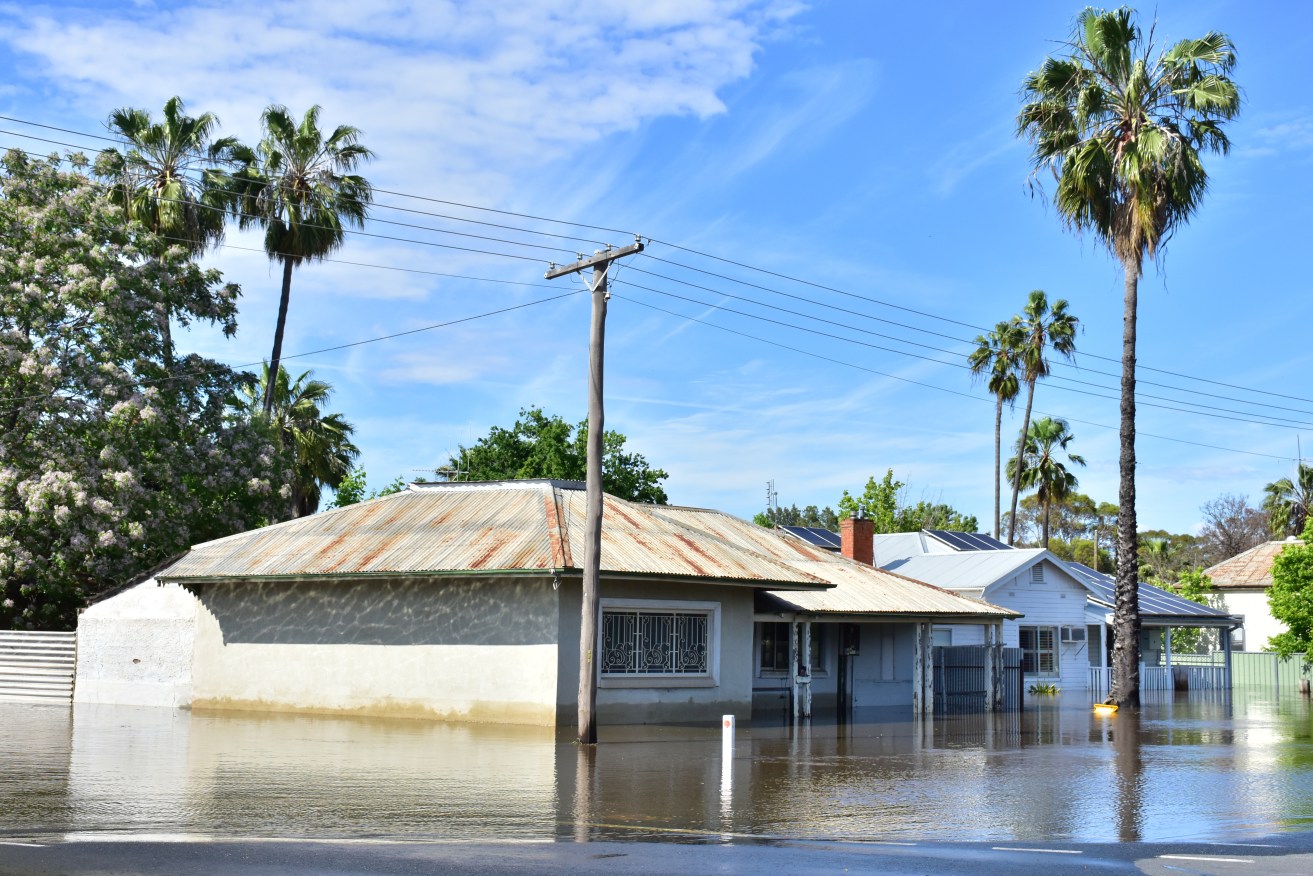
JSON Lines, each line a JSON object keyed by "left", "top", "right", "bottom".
{"left": 556, "top": 577, "right": 756, "bottom": 725}
{"left": 190, "top": 575, "right": 560, "bottom": 725}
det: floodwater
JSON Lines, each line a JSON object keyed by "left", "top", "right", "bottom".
{"left": 2, "top": 691, "right": 1312, "bottom": 845}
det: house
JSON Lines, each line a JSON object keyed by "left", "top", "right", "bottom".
{"left": 781, "top": 527, "right": 1238, "bottom": 693}
{"left": 75, "top": 480, "right": 1015, "bottom": 726}
{"left": 1205, "top": 539, "right": 1301, "bottom": 651}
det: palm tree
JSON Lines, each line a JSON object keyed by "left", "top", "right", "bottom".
{"left": 233, "top": 105, "right": 374, "bottom": 415}
{"left": 232, "top": 364, "right": 360, "bottom": 517}
{"left": 1018, "top": 8, "right": 1238, "bottom": 707}
{"left": 1005, "top": 291, "right": 1078, "bottom": 545}
{"left": 969, "top": 318, "right": 1025, "bottom": 539}
{"left": 1006, "top": 417, "right": 1086, "bottom": 549}
{"left": 1264, "top": 463, "right": 1313, "bottom": 538}
{"left": 95, "top": 96, "right": 243, "bottom": 360}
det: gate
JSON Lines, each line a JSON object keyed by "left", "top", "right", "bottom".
{"left": 934, "top": 645, "right": 1022, "bottom": 713}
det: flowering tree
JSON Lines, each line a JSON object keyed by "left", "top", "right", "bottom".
{"left": 0, "top": 150, "right": 293, "bottom": 630}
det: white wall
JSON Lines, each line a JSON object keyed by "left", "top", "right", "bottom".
{"left": 1219, "top": 588, "right": 1285, "bottom": 652}
{"left": 983, "top": 559, "right": 1091, "bottom": 691}
{"left": 74, "top": 579, "right": 198, "bottom": 708}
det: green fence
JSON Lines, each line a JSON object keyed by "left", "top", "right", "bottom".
{"left": 1172, "top": 651, "right": 1313, "bottom": 693}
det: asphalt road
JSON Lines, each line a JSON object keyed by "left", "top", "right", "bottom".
{"left": 3, "top": 833, "right": 1313, "bottom": 876}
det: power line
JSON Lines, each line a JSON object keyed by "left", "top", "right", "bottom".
{"left": 3, "top": 112, "right": 1309, "bottom": 412}
{"left": 617, "top": 292, "right": 1298, "bottom": 463}
{"left": 612, "top": 279, "right": 1313, "bottom": 432}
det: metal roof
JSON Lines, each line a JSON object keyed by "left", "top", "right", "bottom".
{"left": 1203, "top": 541, "right": 1297, "bottom": 589}
{"left": 646, "top": 507, "right": 1017, "bottom": 619}
{"left": 1067, "top": 562, "right": 1237, "bottom": 623}
{"left": 158, "top": 480, "right": 1018, "bottom": 619}
{"left": 160, "top": 481, "right": 830, "bottom": 589}
{"left": 880, "top": 549, "right": 1052, "bottom": 593}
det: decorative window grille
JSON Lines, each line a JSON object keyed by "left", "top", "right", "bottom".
{"left": 601, "top": 610, "right": 709, "bottom": 676}
{"left": 1019, "top": 625, "right": 1058, "bottom": 676}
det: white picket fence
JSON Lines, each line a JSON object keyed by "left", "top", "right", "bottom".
{"left": 0, "top": 630, "right": 76, "bottom": 703}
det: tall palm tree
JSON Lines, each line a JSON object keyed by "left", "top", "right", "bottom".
{"left": 1019, "top": 8, "right": 1239, "bottom": 707}
{"left": 1006, "top": 417, "right": 1086, "bottom": 549}
{"left": 969, "top": 318, "right": 1025, "bottom": 539}
{"left": 233, "top": 105, "right": 374, "bottom": 415}
{"left": 1005, "top": 291, "right": 1078, "bottom": 545}
{"left": 232, "top": 364, "right": 360, "bottom": 517}
{"left": 95, "top": 96, "right": 243, "bottom": 360}
{"left": 1264, "top": 463, "right": 1313, "bottom": 538}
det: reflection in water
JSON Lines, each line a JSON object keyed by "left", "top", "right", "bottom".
{"left": 2, "top": 691, "right": 1313, "bottom": 844}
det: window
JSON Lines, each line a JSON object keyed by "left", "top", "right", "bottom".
{"left": 758, "top": 623, "right": 828, "bottom": 676}
{"left": 932, "top": 627, "right": 953, "bottom": 647}
{"left": 760, "top": 622, "right": 790, "bottom": 674}
{"left": 601, "top": 606, "right": 711, "bottom": 676}
{"left": 1019, "top": 625, "right": 1058, "bottom": 676}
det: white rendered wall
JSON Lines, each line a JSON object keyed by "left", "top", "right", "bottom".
{"left": 74, "top": 579, "right": 198, "bottom": 708}
{"left": 1219, "top": 588, "right": 1285, "bottom": 651}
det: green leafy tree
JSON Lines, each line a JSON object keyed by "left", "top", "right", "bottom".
{"left": 447, "top": 407, "right": 669, "bottom": 503}
{"left": 898, "top": 501, "right": 978, "bottom": 533}
{"left": 1006, "top": 417, "right": 1085, "bottom": 548}
{"left": 754, "top": 504, "right": 840, "bottom": 530}
{"left": 1267, "top": 521, "right": 1313, "bottom": 660}
{"left": 1019, "top": 7, "right": 1240, "bottom": 706}
{"left": 233, "top": 105, "right": 374, "bottom": 415}
{"left": 1165, "top": 569, "right": 1221, "bottom": 653}
{"left": 231, "top": 365, "right": 360, "bottom": 517}
{"left": 969, "top": 318, "right": 1024, "bottom": 539}
{"left": 0, "top": 150, "right": 291, "bottom": 630}
{"left": 1263, "top": 463, "right": 1313, "bottom": 539}
{"left": 1005, "top": 291, "right": 1079, "bottom": 545}
{"left": 838, "top": 470, "right": 904, "bottom": 532}
{"left": 94, "top": 96, "right": 244, "bottom": 361}
{"left": 328, "top": 469, "right": 409, "bottom": 508}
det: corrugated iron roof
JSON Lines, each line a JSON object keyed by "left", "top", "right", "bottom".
{"left": 881, "top": 549, "right": 1051, "bottom": 592}
{"left": 157, "top": 480, "right": 1016, "bottom": 618}
{"left": 644, "top": 506, "right": 1017, "bottom": 618}
{"left": 160, "top": 481, "right": 828, "bottom": 589}
{"left": 1204, "top": 540, "right": 1296, "bottom": 589}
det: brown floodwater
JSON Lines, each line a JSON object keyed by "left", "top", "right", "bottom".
{"left": 2, "top": 691, "right": 1312, "bottom": 844}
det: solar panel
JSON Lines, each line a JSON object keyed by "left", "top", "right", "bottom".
{"left": 926, "top": 530, "right": 1012, "bottom": 552}
{"left": 780, "top": 526, "right": 842, "bottom": 550}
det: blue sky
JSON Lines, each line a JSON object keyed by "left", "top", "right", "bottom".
{"left": 1, "top": 0, "right": 1309, "bottom": 536}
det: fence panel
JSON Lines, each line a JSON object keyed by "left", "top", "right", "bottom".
{"left": 934, "top": 645, "right": 1022, "bottom": 713}
{"left": 0, "top": 631, "right": 76, "bottom": 703}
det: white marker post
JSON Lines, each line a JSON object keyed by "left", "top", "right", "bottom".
{"left": 720, "top": 714, "right": 735, "bottom": 827}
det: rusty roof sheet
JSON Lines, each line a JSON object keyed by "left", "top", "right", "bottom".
{"left": 1205, "top": 540, "right": 1298, "bottom": 589}
{"left": 160, "top": 481, "right": 827, "bottom": 589}
{"left": 644, "top": 506, "right": 1018, "bottom": 618}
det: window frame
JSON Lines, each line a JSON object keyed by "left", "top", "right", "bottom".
{"left": 1019, "top": 624, "right": 1060, "bottom": 677}
{"left": 598, "top": 599, "right": 720, "bottom": 689}
{"left": 756, "top": 622, "right": 829, "bottom": 678}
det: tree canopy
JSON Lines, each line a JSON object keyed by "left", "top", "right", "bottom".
{"left": 1268, "top": 521, "right": 1313, "bottom": 660}
{"left": 446, "top": 407, "right": 669, "bottom": 503}
{"left": 0, "top": 151, "right": 292, "bottom": 630}
{"left": 837, "top": 469, "right": 978, "bottom": 534}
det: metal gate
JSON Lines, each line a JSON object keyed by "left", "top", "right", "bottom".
{"left": 934, "top": 644, "right": 1022, "bottom": 713}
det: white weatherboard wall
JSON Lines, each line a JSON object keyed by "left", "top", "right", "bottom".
{"left": 944, "top": 559, "right": 1090, "bottom": 690}
{"left": 189, "top": 575, "right": 560, "bottom": 725}
{"left": 74, "top": 579, "right": 198, "bottom": 707}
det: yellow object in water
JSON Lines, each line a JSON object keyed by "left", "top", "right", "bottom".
{"left": 1093, "top": 703, "right": 1118, "bottom": 715}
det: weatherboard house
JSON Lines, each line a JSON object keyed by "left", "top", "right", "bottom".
{"left": 782, "top": 527, "right": 1238, "bottom": 692}
{"left": 74, "top": 481, "right": 1015, "bottom": 726}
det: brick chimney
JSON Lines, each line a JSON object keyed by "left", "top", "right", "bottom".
{"left": 841, "top": 514, "right": 874, "bottom": 565}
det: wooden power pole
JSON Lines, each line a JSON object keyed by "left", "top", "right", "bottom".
{"left": 546, "top": 236, "right": 643, "bottom": 745}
